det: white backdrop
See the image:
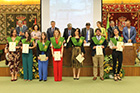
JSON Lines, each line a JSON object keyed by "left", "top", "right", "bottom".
{"left": 41, "top": 0, "right": 102, "bottom": 34}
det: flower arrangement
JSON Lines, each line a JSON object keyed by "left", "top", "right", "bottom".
{"left": 19, "top": 55, "right": 39, "bottom": 79}
{"left": 135, "top": 46, "right": 140, "bottom": 65}
{"left": 103, "top": 55, "right": 125, "bottom": 79}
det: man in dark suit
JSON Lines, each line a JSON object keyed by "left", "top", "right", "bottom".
{"left": 90, "top": 28, "right": 108, "bottom": 81}
{"left": 108, "top": 21, "right": 121, "bottom": 41}
{"left": 123, "top": 20, "right": 136, "bottom": 43}
{"left": 81, "top": 23, "right": 94, "bottom": 43}
{"left": 63, "top": 23, "right": 75, "bottom": 42}
{"left": 16, "top": 20, "right": 28, "bottom": 39}
{"left": 46, "top": 21, "right": 59, "bottom": 41}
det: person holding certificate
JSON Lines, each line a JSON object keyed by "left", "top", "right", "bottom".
{"left": 21, "top": 31, "right": 36, "bottom": 81}
{"left": 5, "top": 29, "right": 22, "bottom": 81}
{"left": 50, "top": 29, "right": 64, "bottom": 81}
{"left": 37, "top": 32, "right": 50, "bottom": 81}
{"left": 109, "top": 29, "right": 124, "bottom": 81}
{"left": 67, "top": 28, "right": 85, "bottom": 80}
{"left": 90, "top": 28, "right": 107, "bottom": 81}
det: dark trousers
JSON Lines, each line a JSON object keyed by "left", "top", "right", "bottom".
{"left": 112, "top": 51, "right": 123, "bottom": 74}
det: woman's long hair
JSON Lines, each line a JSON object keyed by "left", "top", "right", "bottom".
{"left": 25, "top": 31, "right": 31, "bottom": 42}
{"left": 10, "top": 29, "right": 17, "bottom": 37}
{"left": 73, "top": 28, "right": 81, "bottom": 37}
{"left": 40, "top": 32, "right": 47, "bottom": 42}
{"left": 53, "top": 28, "right": 61, "bottom": 40}
{"left": 97, "top": 21, "right": 104, "bottom": 27}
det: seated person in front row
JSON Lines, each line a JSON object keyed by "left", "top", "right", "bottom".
{"left": 90, "top": 28, "right": 108, "bottom": 81}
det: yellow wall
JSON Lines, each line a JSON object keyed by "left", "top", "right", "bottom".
{"left": 0, "top": 0, "right": 40, "bottom": 5}
{"left": 103, "top": 0, "right": 140, "bottom": 3}
{"left": 1, "top": 0, "right": 139, "bottom": 5}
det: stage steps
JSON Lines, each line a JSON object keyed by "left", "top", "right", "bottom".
{"left": 1, "top": 60, "right": 140, "bottom": 76}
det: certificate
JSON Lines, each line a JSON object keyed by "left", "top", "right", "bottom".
{"left": 39, "top": 54, "right": 46, "bottom": 61}
{"left": 84, "top": 43, "right": 90, "bottom": 46}
{"left": 76, "top": 54, "right": 85, "bottom": 63}
{"left": 54, "top": 51, "right": 61, "bottom": 61}
{"left": 116, "top": 42, "right": 124, "bottom": 51}
{"left": 22, "top": 44, "right": 29, "bottom": 53}
{"left": 9, "top": 42, "right": 16, "bottom": 52}
{"left": 96, "top": 46, "right": 103, "bottom": 55}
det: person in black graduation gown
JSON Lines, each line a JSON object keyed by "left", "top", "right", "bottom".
{"left": 67, "top": 28, "right": 85, "bottom": 80}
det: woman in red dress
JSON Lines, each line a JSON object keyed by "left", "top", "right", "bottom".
{"left": 50, "top": 29, "right": 64, "bottom": 81}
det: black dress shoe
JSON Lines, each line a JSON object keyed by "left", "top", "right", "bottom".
{"left": 77, "top": 78, "right": 79, "bottom": 80}
{"left": 11, "top": 79, "right": 14, "bottom": 81}
{"left": 44, "top": 80, "right": 47, "bottom": 81}
{"left": 73, "top": 78, "right": 77, "bottom": 80}
{"left": 39, "top": 79, "right": 42, "bottom": 81}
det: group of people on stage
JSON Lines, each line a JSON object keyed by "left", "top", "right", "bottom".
{"left": 4, "top": 19, "right": 136, "bottom": 82}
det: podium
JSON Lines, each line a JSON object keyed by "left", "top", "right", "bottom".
{"left": 123, "top": 45, "right": 136, "bottom": 65}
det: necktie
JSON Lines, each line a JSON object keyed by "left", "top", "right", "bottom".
{"left": 68, "top": 30, "right": 71, "bottom": 36}
{"left": 116, "top": 38, "right": 118, "bottom": 41}
{"left": 51, "top": 28, "right": 54, "bottom": 32}
{"left": 86, "top": 31, "right": 88, "bottom": 42}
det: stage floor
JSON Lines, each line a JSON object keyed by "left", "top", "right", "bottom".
{"left": 0, "top": 76, "right": 140, "bottom": 93}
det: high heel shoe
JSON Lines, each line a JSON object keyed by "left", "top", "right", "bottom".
{"left": 117, "top": 74, "right": 122, "bottom": 81}
{"left": 73, "top": 78, "right": 77, "bottom": 80}
{"left": 114, "top": 74, "right": 118, "bottom": 81}
{"left": 11, "top": 79, "right": 14, "bottom": 81}
{"left": 77, "top": 78, "right": 79, "bottom": 80}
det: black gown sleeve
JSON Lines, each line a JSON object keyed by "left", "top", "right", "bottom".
{"left": 103, "top": 39, "right": 108, "bottom": 48}
{"left": 66, "top": 38, "right": 72, "bottom": 48}
{"left": 45, "top": 43, "right": 50, "bottom": 57}
{"left": 37, "top": 43, "right": 40, "bottom": 57}
{"left": 90, "top": 39, "right": 96, "bottom": 51}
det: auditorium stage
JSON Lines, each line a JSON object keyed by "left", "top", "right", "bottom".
{"left": 0, "top": 44, "right": 140, "bottom": 76}
{"left": 0, "top": 76, "right": 140, "bottom": 93}
{"left": 0, "top": 60, "right": 140, "bottom": 76}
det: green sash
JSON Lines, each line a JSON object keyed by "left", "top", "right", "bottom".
{"left": 110, "top": 37, "right": 123, "bottom": 46}
{"left": 71, "top": 36, "right": 85, "bottom": 46}
{"left": 7, "top": 36, "right": 21, "bottom": 46}
{"left": 50, "top": 37, "right": 64, "bottom": 49}
{"left": 21, "top": 38, "right": 34, "bottom": 45}
{"left": 37, "top": 40, "right": 50, "bottom": 51}
{"left": 92, "top": 36, "right": 105, "bottom": 45}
